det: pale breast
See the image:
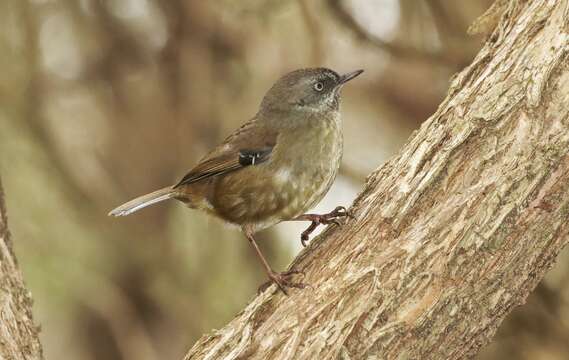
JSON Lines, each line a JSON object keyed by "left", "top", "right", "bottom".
{"left": 210, "top": 112, "right": 343, "bottom": 231}
{"left": 294, "top": 120, "right": 342, "bottom": 211}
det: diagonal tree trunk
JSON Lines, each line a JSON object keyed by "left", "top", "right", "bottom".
{"left": 184, "top": 0, "right": 569, "bottom": 359}
{"left": 0, "top": 178, "right": 44, "bottom": 359}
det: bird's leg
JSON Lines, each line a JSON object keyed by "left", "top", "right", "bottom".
{"left": 243, "top": 229, "right": 305, "bottom": 295}
{"left": 292, "top": 206, "right": 354, "bottom": 246}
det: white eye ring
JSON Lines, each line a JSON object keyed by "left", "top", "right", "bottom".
{"left": 314, "top": 82, "right": 324, "bottom": 91}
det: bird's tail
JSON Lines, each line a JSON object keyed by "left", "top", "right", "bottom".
{"left": 108, "top": 186, "right": 175, "bottom": 217}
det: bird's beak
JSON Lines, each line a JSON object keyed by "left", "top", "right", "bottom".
{"left": 339, "top": 69, "right": 364, "bottom": 85}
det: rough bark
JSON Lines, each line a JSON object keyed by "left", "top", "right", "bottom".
{"left": 184, "top": 1, "right": 569, "bottom": 359}
{"left": 0, "top": 178, "right": 44, "bottom": 360}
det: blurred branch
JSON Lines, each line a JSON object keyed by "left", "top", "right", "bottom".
{"left": 327, "top": 0, "right": 469, "bottom": 67}
{"left": 21, "top": 0, "right": 99, "bottom": 212}
{"left": 339, "top": 164, "right": 367, "bottom": 184}
{"left": 297, "top": 0, "right": 324, "bottom": 65}
{"left": 0, "top": 177, "right": 44, "bottom": 360}
{"left": 155, "top": 0, "right": 189, "bottom": 109}
{"left": 77, "top": 277, "right": 159, "bottom": 360}
{"left": 425, "top": 0, "right": 463, "bottom": 40}
{"left": 90, "top": 0, "right": 144, "bottom": 111}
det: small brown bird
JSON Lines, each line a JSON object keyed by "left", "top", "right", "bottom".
{"left": 109, "top": 67, "right": 363, "bottom": 293}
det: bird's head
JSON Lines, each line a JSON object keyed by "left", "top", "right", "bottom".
{"left": 259, "top": 67, "right": 363, "bottom": 115}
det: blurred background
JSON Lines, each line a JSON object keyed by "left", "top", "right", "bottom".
{"left": 1, "top": 0, "right": 568, "bottom": 359}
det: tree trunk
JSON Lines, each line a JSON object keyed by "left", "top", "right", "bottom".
{"left": 184, "top": 0, "right": 569, "bottom": 359}
{"left": 0, "top": 178, "right": 44, "bottom": 359}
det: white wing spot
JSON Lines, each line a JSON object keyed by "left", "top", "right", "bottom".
{"left": 274, "top": 167, "right": 292, "bottom": 184}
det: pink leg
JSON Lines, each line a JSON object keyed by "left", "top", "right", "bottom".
{"left": 243, "top": 227, "right": 305, "bottom": 295}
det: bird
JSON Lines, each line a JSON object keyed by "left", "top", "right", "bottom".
{"left": 109, "top": 67, "right": 363, "bottom": 294}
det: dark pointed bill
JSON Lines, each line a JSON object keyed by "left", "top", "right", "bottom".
{"left": 339, "top": 69, "right": 364, "bottom": 84}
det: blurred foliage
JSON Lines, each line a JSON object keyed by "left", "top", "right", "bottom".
{"left": 0, "top": 0, "right": 567, "bottom": 359}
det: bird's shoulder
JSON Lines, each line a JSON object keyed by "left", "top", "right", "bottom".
{"left": 218, "top": 116, "right": 278, "bottom": 152}
{"left": 173, "top": 117, "right": 279, "bottom": 188}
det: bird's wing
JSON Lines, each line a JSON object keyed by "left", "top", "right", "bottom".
{"left": 173, "top": 119, "right": 278, "bottom": 188}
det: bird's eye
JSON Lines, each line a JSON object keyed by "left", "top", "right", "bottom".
{"left": 314, "top": 82, "right": 324, "bottom": 92}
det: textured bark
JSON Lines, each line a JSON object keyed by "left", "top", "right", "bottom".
{"left": 184, "top": 1, "right": 569, "bottom": 359}
{"left": 0, "top": 178, "right": 44, "bottom": 360}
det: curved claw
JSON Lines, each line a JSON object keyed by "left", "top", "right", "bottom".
{"left": 331, "top": 206, "right": 346, "bottom": 215}
{"left": 300, "top": 221, "right": 318, "bottom": 247}
{"left": 297, "top": 205, "right": 354, "bottom": 246}
{"left": 335, "top": 206, "right": 356, "bottom": 220}
{"left": 332, "top": 206, "right": 355, "bottom": 219}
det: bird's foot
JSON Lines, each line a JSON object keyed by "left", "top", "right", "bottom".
{"left": 300, "top": 206, "right": 354, "bottom": 247}
{"left": 258, "top": 269, "right": 306, "bottom": 295}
